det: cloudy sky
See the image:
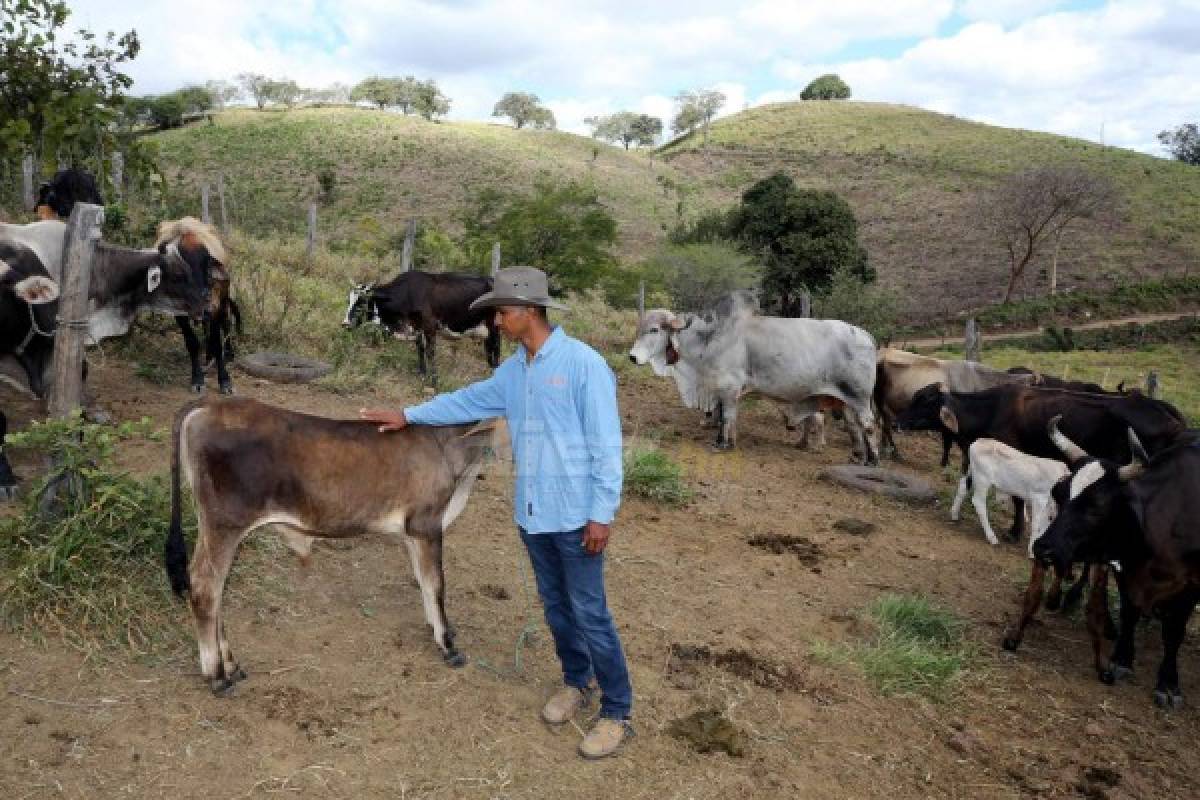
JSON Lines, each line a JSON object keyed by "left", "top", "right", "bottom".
{"left": 66, "top": 0, "right": 1200, "bottom": 155}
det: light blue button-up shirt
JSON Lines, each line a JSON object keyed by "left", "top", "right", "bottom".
{"left": 404, "top": 326, "right": 623, "bottom": 534}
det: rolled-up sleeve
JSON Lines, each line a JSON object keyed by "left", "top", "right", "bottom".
{"left": 405, "top": 366, "right": 508, "bottom": 426}
{"left": 579, "top": 356, "right": 623, "bottom": 524}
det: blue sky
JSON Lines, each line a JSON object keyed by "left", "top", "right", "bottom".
{"left": 67, "top": 1, "right": 1199, "bottom": 155}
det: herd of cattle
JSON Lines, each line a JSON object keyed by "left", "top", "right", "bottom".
{"left": 1, "top": 169, "right": 1197, "bottom": 711}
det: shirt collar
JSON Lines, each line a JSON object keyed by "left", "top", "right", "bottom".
{"left": 519, "top": 325, "right": 566, "bottom": 363}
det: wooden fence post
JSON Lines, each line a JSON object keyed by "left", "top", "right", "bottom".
{"left": 216, "top": 175, "right": 229, "bottom": 232}
{"left": 49, "top": 203, "right": 103, "bottom": 419}
{"left": 1146, "top": 371, "right": 1159, "bottom": 398}
{"left": 401, "top": 218, "right": 416, "bottom": 272}
{"left": 111, "top": 151, "right": 124, "bottom": 203}
{"left": 965, "top": 318, "right": 981, "bottom": 362}
{"left": 638, "top": 280, "right": 645, "bottom": 321}
{"left": 306, "top": 202, "right": 317, "bottom": 257}
{"left": 798, "top": 288, "right": 812, "bottom": 319}
{"left": 21, "top": 154, "right": 35, "bottom": 211}
{"left": 491, "top": 242, "right": 501, "bottom": 277}
{"left": 201, "top": 184, "right": 211, "bottom": 224}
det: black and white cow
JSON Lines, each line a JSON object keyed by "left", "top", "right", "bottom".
{"left": 342, "top": 270, "right": 500, "bottom": 387}
{"left": 1, "top": 253, "right": 60, "bottom": 499}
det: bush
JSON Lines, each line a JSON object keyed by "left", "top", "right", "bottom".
{"left": 640, "top": 242, "right": 762, "bottom": 312}
{"left": 814, "top": 266, "right": 899, "bottom": 340}
{"left": 801, "top": 74, "right": 852, "bottom": 101}
{"left": 623, "top": 446, "right": 692, "bottom": 506}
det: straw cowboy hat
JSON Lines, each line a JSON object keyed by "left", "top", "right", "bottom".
{"left": 469, "top": 266, "right": 569, "bottom": 312}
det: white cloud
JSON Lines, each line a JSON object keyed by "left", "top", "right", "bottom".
{"left": 775, "top": 1, "right": 1200, "bottom": 153}
{"left": 57, "top": 1, "right": 1200, "bottom": 155}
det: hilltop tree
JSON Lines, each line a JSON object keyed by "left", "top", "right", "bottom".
{"left": 586, "top": 112, "right": 662, "bottom": 149}
{"left": 236, "top": 72, "right": 271, "bottom": 109}
{"left": 493, "top": 92, "right": 555, "bottom": 129}
{"left": 1158, "top": 123, "right": 1200, "bottom": 166}
{"left": 263, "top": 78, "right": 301, "bottom": 109}
{"left": 982, "top": 165, "right": 1118, "bottom": 302}
{"left": 671, "top": 89, "right": 725, "bottom": 145}
{"left": 800, "top": 74, "right": 851, "bottom": 100}
{"left": 728, "top": 172, "right": 871, "bottom": 316}
{"left": 205, "top": 79, "right": 240, "bottom": 109}
{"left": 0, "top": 0, "right": 140, "bottom": 166}
{"left": 413, "top": 79, "right": 450, "bottom": 120}
{"left": 459, "top": 180, "right": 616, "bottom": 292}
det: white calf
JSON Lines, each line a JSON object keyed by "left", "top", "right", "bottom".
{"left": 950, "top": 439, "right": 1069, "bottom": 554}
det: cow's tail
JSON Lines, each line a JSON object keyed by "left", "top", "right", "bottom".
{"left": 165, "top": 402, "right": 200, "bottom": 597}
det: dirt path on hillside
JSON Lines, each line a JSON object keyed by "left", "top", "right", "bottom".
{"left": 897, "top": 309, "right": 1200, "bottom": 351}
{"left": 1, "top": 348, "right": 1198, "bottom": 799}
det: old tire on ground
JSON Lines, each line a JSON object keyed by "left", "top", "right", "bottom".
{"left": 237, "top": 351, "right": 332, "bottom": 384}
{"left": 821, "top": 465, "right": 936, "bottom": 504}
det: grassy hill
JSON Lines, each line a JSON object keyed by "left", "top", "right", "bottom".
{"left": 661, "top": 102, "right": 1200, "bottom": 318}
{"left": 150, "top": 107, "right": 681, "bottom": 259}
{"left": 147, "top": 103, "right": 1200, "bottom": 319}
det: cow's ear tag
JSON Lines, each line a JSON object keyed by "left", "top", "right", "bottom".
{"left": 147, "top": 266, "right": 163, "bottom": 293}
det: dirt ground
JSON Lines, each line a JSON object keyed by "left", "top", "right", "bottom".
{"left": 1, "top": 344, "right": 1198, "bottom": 800}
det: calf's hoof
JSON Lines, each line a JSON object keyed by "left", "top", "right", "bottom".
{"left": 229, "top": 665, "right": 248, "bottom": 684}
{"left": 1044, "top": 594, "right": 1062, "bottom": 612}
{"left": 443, "top": 650, "right": 467, "bottom": 668}
{"left": 1154, "top": 688, "right": 1184, "bottom": 710}
{"left": 219, "top": 382, "right": 235, "bottom": 395}
{"left": 1100, "top": 667, "right": 1116, "bottom": 685}
{"left": 190, "top": 382, "right": 205, "bottom": 394}
{"left": 1110, "top": 664, "right": 1134, "bottom": 682}
{"left": 1001, "top": 634, "right": 1021, "bottom": 652}
{"left": 209, "top": 677, "right": 238, "bottom": 697}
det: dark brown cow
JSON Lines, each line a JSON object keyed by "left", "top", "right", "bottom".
{"left": 164, "top": 397, "right": 504, "bottom": 695}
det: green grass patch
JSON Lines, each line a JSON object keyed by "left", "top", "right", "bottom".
{"left": 813, "top": 594, "right": 970, "bottom": 701}
{"left": 0, "top": 416, "right": 188, "bottom": 656}
{"left": 623, "top": 446, "right": 693, "bottom": 506}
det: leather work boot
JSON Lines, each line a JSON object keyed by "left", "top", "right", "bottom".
{"left": 578, "top": 718, "right": 634, "bottom": 759}
{"left": 541, "top": 686, "right": 590, "bottom": 725}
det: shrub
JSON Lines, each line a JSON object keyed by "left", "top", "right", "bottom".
{"left": 814, "top": 266, "right": 899, "bottom": 340}
{"left": 640, "top": 242, "right": 762, "bottom": 312}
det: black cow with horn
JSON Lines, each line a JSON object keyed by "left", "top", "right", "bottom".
{"left": 1034, "top": 417, "right": 1200, "bottom": 709}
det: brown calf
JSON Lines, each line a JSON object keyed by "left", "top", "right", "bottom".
{"left": 164, "top": 397, "right": 503, "bottom": 695}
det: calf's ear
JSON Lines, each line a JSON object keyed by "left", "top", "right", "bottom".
{"left": 938, "top": 406, "right": 959, "bottom": 433}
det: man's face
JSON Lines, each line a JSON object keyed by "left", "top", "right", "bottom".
{"left": 494, "top": 304, "right": 537, "bottom": 340}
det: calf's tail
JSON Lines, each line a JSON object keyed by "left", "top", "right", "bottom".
{"left": 165, "top": 403, "right": 197, "bottom": 596}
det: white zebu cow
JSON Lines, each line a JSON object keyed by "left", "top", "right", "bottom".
{"left": 950, "top": 438, "right": 1069, "bottom": 555}
{"left": 629, "top": 290, "right": 880, "bottom": 463}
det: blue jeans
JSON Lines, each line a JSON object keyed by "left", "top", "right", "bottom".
{"left": 519, "top": 527, "right": 633, "bottom": 719}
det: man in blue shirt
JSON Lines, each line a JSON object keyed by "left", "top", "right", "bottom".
{"left": 360, "top": 267, "right": 633, "bottom": 759}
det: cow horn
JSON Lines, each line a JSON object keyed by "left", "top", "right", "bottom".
{"left": 1118, "top": 428, "right": 1149, "bottom": 481}
{"left": 1048, "top": 414, "right": 1088, "bottom": 463}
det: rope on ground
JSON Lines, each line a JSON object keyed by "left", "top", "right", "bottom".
{"left": 473, "top": 548, "right": 541, "bottom": 680}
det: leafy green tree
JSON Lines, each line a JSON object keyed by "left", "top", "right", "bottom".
{"left": 1158, "top": 123, "right": 1200, "bottom": 166}
{"left": 236, "top": 72, "right": 270, "bottom": 109}
{"left": 814, "top": 266, "right": 897, "bottom": 339}
{"left": 586, "top": 111, "right": 662, "bottom": 149}
{"left": 492, "top": 91, "right": 555, "bottom": 129}
{"left": 728, "top": 172, "right": 871, "bottom": 316}
{"left": 263, "top": 78, "right": 301, "bottom": 109}
{"left": 0, "top": 0, "right": 140, "bottom": 166}
{"left": 460, "top": 181, "right": 616, "bottom": 292}
{"left": 646, "top": 242, "right": 762, "bottom": 311}
{"left": 413, "top": 79, "right": 450, "bottom": 120}
{"left": 205, "top": 79, "right": 240, "bottom": 109}
{"left": 671, "top": 89, "right": 725, "bottom": 144}
{"left": 800, "top": 74, "right": 851, "bottom": 100}
{"left": 669, "top": 208, "right": 735, "bottom": 245}
{"left": 145, "top": 92, "right": 187, "bottom": 129}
